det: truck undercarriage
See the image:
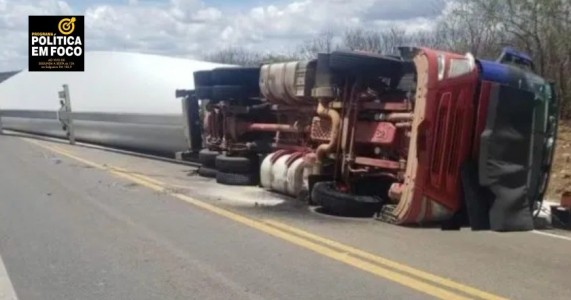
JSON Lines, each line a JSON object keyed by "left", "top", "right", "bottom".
{"left": 183, "top": 46, "right": 559, "bottom": 230}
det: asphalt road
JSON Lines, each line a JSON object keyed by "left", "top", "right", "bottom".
{"left": 0, "top": 133, "right": 570, "bottom": 300}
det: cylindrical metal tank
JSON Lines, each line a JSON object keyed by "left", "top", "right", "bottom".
{"left": 259, "top": 60, "right": 316, "bottom": 106}
{"left": 270, "top": 154, "right": 291, "bottom": 194}
{"left": 0, "top": 51, "right": 231, "bottom": 156}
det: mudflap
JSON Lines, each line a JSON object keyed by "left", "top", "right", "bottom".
{"left": 184, "top": 93, "right": 203, "bottom": 154}
{"left": 479, "top": 84, "right": 536, "bottom": 231}
{"left": 458, "top": 160, "right": 492, "bottom": 230}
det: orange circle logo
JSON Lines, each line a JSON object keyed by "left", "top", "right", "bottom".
{"left": 58, "top": 17, "right": 76, "bottom": 35}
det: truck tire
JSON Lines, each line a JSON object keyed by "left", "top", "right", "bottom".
{"left": 195, "top": 86, "right": 212, "bottom": 99}
{"left": 198, "top": 166, "right": 217, "bottom": 178}
{"left": 193, "top": 70, "right": 212, "bottom": 86}
{"left": 329, "top": 51, "right": 402, "bottom": 77}
{"left": 199, "top": 149, "right": 219, "bottom": 168}
{"left": 312, "top": 181, "right": 382, "bottom": 217}
{"left": 212, "top": 67, "right": 260, "bottom": 87}
{"left": 216, "top": 171, "right": 258, "bottom": 186}
{"left": 215, "top": 154, "right": 258, "bottom": 174}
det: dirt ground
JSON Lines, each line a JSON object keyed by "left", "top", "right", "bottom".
{"left": 546, "top": 120, "right": 571, "bottom": 202}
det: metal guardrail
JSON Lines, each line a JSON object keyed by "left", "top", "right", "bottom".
{"left": 0, "top": 83, "right": 183, "bottom": 130}
{"left": 0, "top": 110, "right": 58, "bottom": 119}
{"left": 0, "top": 110, "right": 183, "bottom": 124}
{"left": 0, "top": 84, "right": 189, "bottom": 155}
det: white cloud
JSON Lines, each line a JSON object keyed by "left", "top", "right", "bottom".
{"left": 192, "top": 7, "right": 222, "bottom": 22}
{"left": 0, "top": 0, "right": 73, "bottom": 71}
{"left": 372, "top": 17, "right": 437, "bottom": 33}
{"left": 0, "top": 0, "right": 447, "bottom": 71}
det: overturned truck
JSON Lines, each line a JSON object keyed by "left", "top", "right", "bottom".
{"left": 180, "top": 47, "right": 559, "bottom": 231}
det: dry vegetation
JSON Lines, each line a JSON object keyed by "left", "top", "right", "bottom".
{"left": 547, "top": 121, "right": 571, "bottom": 201}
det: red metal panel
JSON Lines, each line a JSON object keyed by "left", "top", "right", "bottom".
{"left": 562, "top": 191, "right": 571, "bottom": 208}
{"left": 430, "top": 92, "right": 452, "bottom": 189}
{"left": 412, "top": 49, "right": 479, "bottom": 214}
{"left": 447, "top": 90, "right": 464, "bottom": 175}
{"left": 354, "top": 121, "right": 397, "bottom": 145}
{"left": 444, "top": 88, "right": 475, "bottom": 198}
{"left": 311, "top": 118, "right": 396, "bottom": 145}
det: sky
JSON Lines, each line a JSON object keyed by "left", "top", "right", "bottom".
{"left": 0, "top": 0, "right": 447, "bottom": 71}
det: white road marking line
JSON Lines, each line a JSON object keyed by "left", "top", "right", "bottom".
{"left": 0, "top": 253, "right": 18, "bottom": 300}
{"left": 532, "top": 230, "right": 571, "bottom": 242}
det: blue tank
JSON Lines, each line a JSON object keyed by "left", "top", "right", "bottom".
{"left": 478, "top": 59, "right": 546, "bottom": 94}
{"left": 477, "top": 47, "right": 537, "bottom": 88}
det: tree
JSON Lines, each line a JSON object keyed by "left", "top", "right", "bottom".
{"left": 341, "top": 28, "right": 382, "bottom": 53}
{"left": 297, "top": 30, "right": 337, "bottom": 59}
{"left": 442, "top": 0, "right": 571, "bottom": 117}
{"left": 202, "top": 46, "right": 299, "bottom": 66}
{"left": 202, "top": 46, "right": 263, "bottom": 66}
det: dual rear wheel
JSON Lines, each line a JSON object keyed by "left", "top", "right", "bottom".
{"left": 197, "top": 149, "right": 259, "bottom": 186}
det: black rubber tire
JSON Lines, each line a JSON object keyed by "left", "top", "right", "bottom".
{"left": 312, "top": 181, "right": 382, "bottom": 217}
{"left": 211, "top": 85, "right": 249, "bottom": 101}
{"left": 329, "top": 51, "right": 402, "bottom": 77}
{"left": 211, "top": 67, "right": 260, "bottom": 87}
{"left": 216, "top": 171, "right": 258, "bottom": 186}
{"left": 199, "top": 149, "right": 219, "bottom": 168}
{"left": 195, "top": 86, "right": 212, "bottom": 99}
{"left": 215, "top": 154, "right": 258, "bottom": 174}
{"left": 194, "top": 70, "right": 212, "bottom": 86}
{"left": 198, "top": 166, "right": 217, "bottom": 178}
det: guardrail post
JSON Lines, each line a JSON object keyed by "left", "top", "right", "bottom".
{"left": 0, "top": 110, "right": 4, "bottom": 134}
{"left": 180, "top": 91, "right": 192, "bottom": 150}
{"left": 58, "top": 84, "right": 75, "bottom": 145}
{"left": 174, "top": 89, "right": 201, "bottom": 161}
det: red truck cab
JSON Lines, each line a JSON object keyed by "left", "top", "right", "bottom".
{"left": 394, "top": 48, "right": 479, "bottom": 224}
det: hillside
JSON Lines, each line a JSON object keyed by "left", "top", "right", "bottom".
{"left": 546, "top": 120, "right": 571, "bottom": 202}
